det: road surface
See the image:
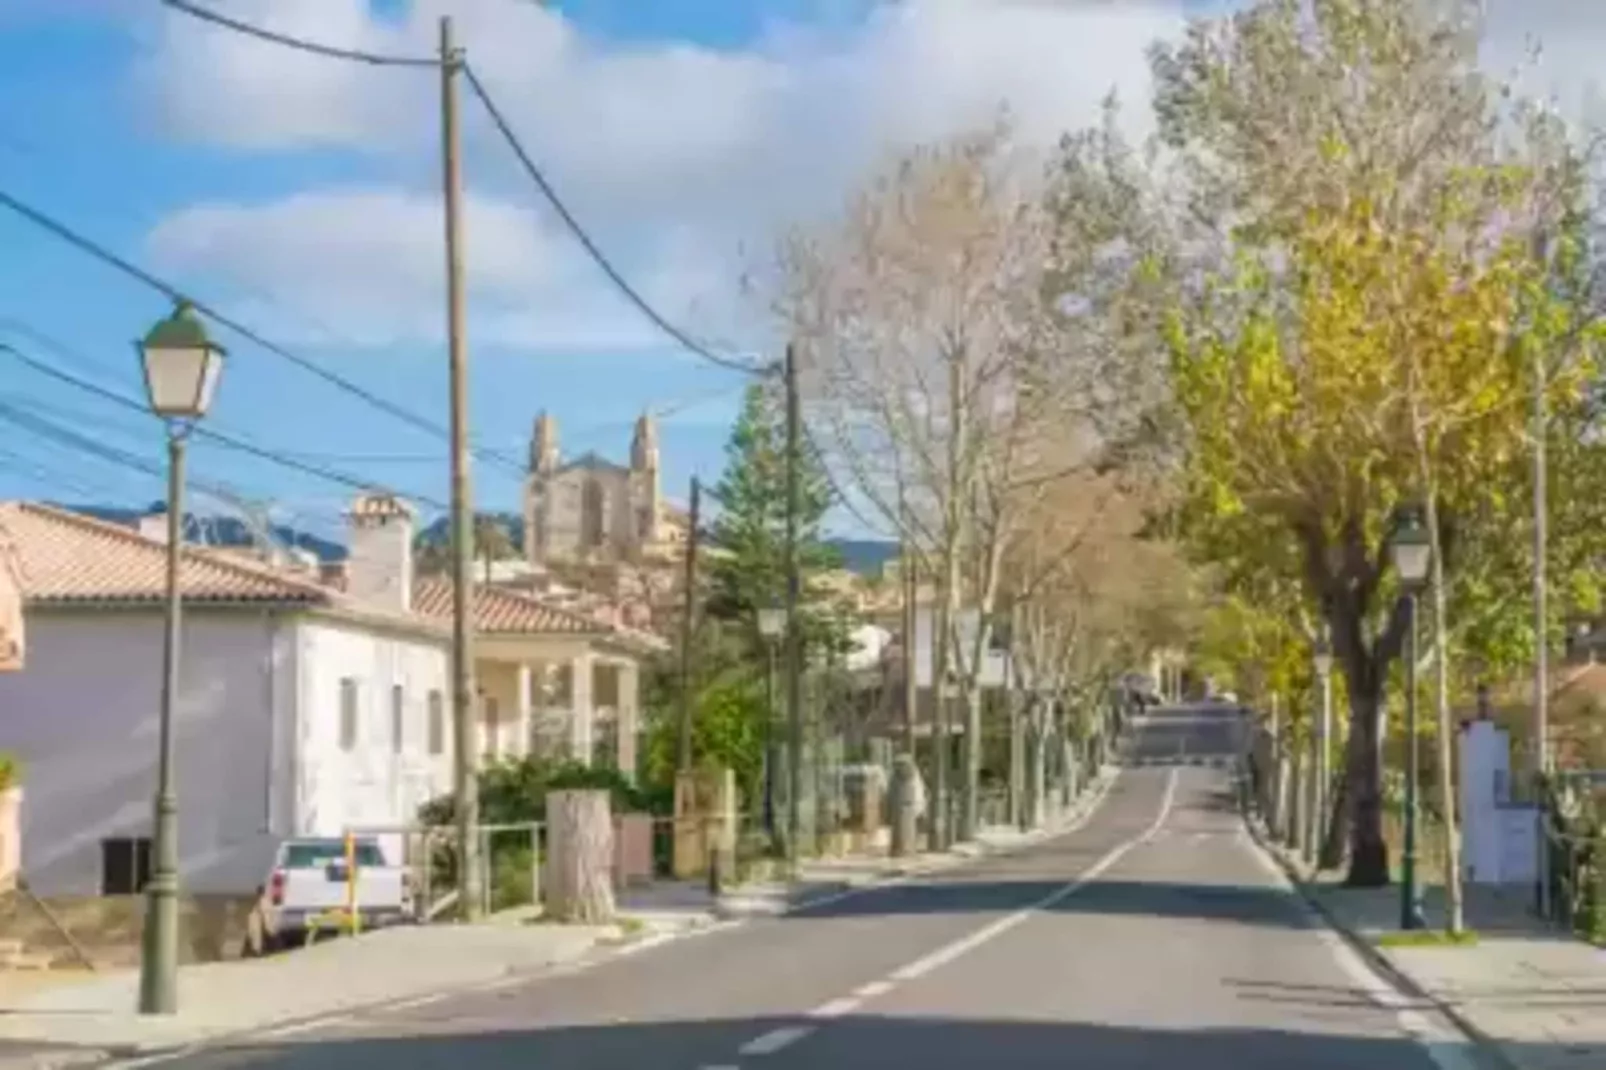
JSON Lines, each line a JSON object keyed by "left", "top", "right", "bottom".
{"left": 154, "top": 705, "right": 1489, "bottom": 1069}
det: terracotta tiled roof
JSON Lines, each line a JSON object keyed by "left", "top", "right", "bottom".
{"left": 413, "top": 577, "right": 610, "bottom": 635}
{"left": 0, "top": 502, "right": 331, "bottom": 606}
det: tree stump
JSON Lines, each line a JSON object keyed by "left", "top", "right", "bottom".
{"left": 544, "top": 789, "right": 617, "bottom": 924}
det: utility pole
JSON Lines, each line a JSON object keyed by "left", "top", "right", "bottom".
{"left": 676, "top": 476, "right": 701, "bottom": 773}
{"left": 783, "top": 343, "right": 805, "bottom": 865}
{"left": 439, "top": 16, "right": 482, "bottom": 920}
{"left": 891, "top": 505, "right": 919, "bottom": 859}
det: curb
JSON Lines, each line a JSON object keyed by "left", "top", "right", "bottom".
{"left": 77, "top": 768, "right": 1123, "bottom": 1069}
{"left": 1234, "top": 770, "right": 1521, "bottom": 1070}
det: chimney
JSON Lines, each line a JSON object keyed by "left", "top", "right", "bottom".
{"left": 345, "top": 493, "right": 415, "bottom": 612}
{"left": 137, "top": 501, "right": 172, "bottom": 544}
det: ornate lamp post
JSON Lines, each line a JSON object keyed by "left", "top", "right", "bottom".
{"left": 136, "top": 301, "right": 225, "bottom": 1014}
{"left": 1390, "top": 504, "right": 1432, "bottom": 931}
{"left": 757, "top": 606, "right": 787, "bottom": 843}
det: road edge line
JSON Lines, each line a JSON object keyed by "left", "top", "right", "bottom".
{"left": 1233, "top": 762, "right": 1520, "bottom": 1070}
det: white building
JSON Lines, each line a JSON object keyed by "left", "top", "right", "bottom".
{"left": 0, "top": 494, "right": 659, "bottom": 897}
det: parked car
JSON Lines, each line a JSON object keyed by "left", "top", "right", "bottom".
{"left": 252, "top": 836, "right": 414, "bottom": 953}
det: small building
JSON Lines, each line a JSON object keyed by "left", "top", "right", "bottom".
{"left": 0, "top": 494, "right": 660, "bottom": 898}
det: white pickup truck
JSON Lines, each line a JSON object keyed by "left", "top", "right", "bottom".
{"left": 258, "top": 836, "right": 414, "bottom": 952}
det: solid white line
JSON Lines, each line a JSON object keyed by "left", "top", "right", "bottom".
{"left": 738, "top": 1025, "right": 815, "bottom": 1055}
{"left": 1241, "top": 826, "right": 1482, "bottom": 1070}
{"left": 809, "top": 996, "right": 862, "bottom": 1019}
{"left": 854, "top": 979, "right": 895, "bottom": 999}
{"left": 888, "top": 768, "right": 1179, "bottom": 984}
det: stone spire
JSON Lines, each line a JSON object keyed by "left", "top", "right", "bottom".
{"left": 531, "top": 412, "right": 558, "bottom": 473}
{"left": 630, "top": 410, "right": 659, "bottom": 472}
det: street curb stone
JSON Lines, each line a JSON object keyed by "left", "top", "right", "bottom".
{"left": 1234, "top": 762, "right": 1522, "bottom": 1070}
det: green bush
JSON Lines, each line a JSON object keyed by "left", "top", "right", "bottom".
{"left": 0, "top": 751, "right": 19, "bottom": 791}
{"left": 491, "top": 845, "right": 535, "bottom": 912}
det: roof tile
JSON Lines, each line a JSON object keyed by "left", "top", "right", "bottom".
{"left": 0, "top": 502, "right": 330, "bottom": 605}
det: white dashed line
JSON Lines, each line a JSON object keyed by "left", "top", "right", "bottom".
{"left": 384, "top": 992, "right": 449, "bottom": 1012}
{"left": 738, "top": 1025, "right": 815, "bottom": 1055}
{"left": 808, "top": 995, "right": 863, "bottom": 1019}
{"left": 889, "top": 768, "right": 1178, "bottom": 984}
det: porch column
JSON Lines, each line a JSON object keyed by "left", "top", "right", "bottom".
{"left": 616, "top": 658, "right": 639, "bottom": 783}
{"left": 515, "top": 662, "right": 533, "bottom": 758}
{"left": 570, "top": 652, "right": 594, "bottom": 764}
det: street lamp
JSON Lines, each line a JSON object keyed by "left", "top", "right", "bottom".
{"left": 1390, "top": 503, "right": 1432, "bottom": 931}
{"left": 757, "top": 606, "right": 787, "bottom": 844}
{"left": 135, "top": 302, "right": 225, "bottom": 1015}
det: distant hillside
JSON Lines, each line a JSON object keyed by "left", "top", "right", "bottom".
{"left": 826, "top": 539, "right": 898, "bottom": 576}
{"left": 63, "top": 503, "right": 349, "bottom": 562}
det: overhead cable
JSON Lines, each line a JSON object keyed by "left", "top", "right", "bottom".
{"left": 157, "top": 0, "right": 440, "bottom": 68}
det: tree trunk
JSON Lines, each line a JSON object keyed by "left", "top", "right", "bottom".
{"left": 544, "top": 789, "right": 617, "bottom": 924}
{"left": 1343, "top": 684, "right": 1390, "bottom": 887}
{"left": 1424, "top": 494, "right": 1464, "bottom": 933}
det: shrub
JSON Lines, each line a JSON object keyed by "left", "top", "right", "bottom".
{"left": 0, "top": 752, "right": 19, "bottom": 791}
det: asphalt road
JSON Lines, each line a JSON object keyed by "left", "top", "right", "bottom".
{"left": 156, "top": 704, "right": 1491, "bottom": 1070}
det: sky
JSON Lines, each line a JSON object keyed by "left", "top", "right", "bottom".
{"left": 0, "top": 0, "right": 1600, "bottom": 542}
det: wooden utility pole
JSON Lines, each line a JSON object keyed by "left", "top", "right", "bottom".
{"left": 783, "top": 343, "right": 805, "bottom": 863}
{"left": 440, "top": 16, "right": 482, "bottom": 919}
{"left": 676, "top": 476, "right": 701, "bottom": 772}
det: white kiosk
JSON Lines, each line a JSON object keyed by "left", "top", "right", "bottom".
{"left": 1458, "top": 717, "right": 1539, "bottom": 885}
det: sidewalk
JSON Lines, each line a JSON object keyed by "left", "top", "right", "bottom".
{"left": 0, "top": 921, "right": 611, "bottom": 1064}
{"left": 0, "top": 769, "right": 1117, "bottom": 1068}
{"left": 1260, "top": 834, "right": 1606, "bottom": 1070}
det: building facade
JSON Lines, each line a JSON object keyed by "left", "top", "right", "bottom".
{"left": 0, "top": 495, "right": 659, "bottom": 898}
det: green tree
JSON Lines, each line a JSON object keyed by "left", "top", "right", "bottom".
{"left": 705, "top": 381, "right": 845, "bottom": 655}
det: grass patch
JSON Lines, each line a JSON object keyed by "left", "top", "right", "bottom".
{"left": 1375, "top": 928, "right": 1480, "bottom": 948}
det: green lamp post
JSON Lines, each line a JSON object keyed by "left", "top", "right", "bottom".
{"left": 136, "top": 301, "right": 225, "bottom": 1015}
{"left": 1390, "top": 503, "right": 1432, "bottom": 932}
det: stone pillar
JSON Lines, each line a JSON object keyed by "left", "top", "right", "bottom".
{"left": 616, "top": 659, "right": 639, "bottom": 783}
{"left": 0, "top": 786, "right": 20, "bottom": 893}
{"left": 570, "top": 653, "right": 594, "bottom": 764}
{"left": 515, "top": 663, "right": 533, "bottom": 758}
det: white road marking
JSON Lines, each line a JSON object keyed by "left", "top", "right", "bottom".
{"left": 854, "top": 979, "right": 895, "bottom": 998}
{"left": 1242, "top": 827, "right": 1484, "bottom": 1070}
{"left": 738, "top": 1025, "right": 814, "bottom": 1055}
{"left": 888, "top": 768, "right": 1179, "bottom": 983}
{"left": 809, "top": 995, "right": 863, "bottom": 1019}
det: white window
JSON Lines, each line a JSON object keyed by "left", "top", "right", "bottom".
{"left": 339, "top": 678, "right": 359, "bottom": 751}
{"left": 391, "top": 684, "right": 405, "bottom": 754}
{"left": 427, "top": 689, "right": 445, "bottom": 756}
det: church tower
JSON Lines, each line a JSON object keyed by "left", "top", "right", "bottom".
{"left": 524, "top": 412, "right": 559, "bottom": 564}
{"left": 628, "top": 410, "right": 661, "bottom": 553}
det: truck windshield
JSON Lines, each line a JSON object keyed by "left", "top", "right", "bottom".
{"left": 282, "top": 841, "right": 387, "bottom": 868}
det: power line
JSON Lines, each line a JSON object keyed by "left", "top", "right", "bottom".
{"left": 157, "top": 0, "right": 440, "bottom": 68}
{"left": 460, "top": 65, "right": 770, "bottom": 378}
{"left": 0, "top": 188, "right": 525, "bottom": 476}
{"left": 0, "top": 339, "right": 450, "bottom": 511}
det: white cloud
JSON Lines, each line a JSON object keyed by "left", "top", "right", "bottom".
{"left": 131, "top": 0, "right": 1606, "bottom": 353}
{"left": 132, "top": 0, "right": 1189, "bottom": 351}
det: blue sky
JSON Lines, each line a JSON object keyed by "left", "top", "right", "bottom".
{"left": 0, "top": 0, "right": 1586, "bottom": 542}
